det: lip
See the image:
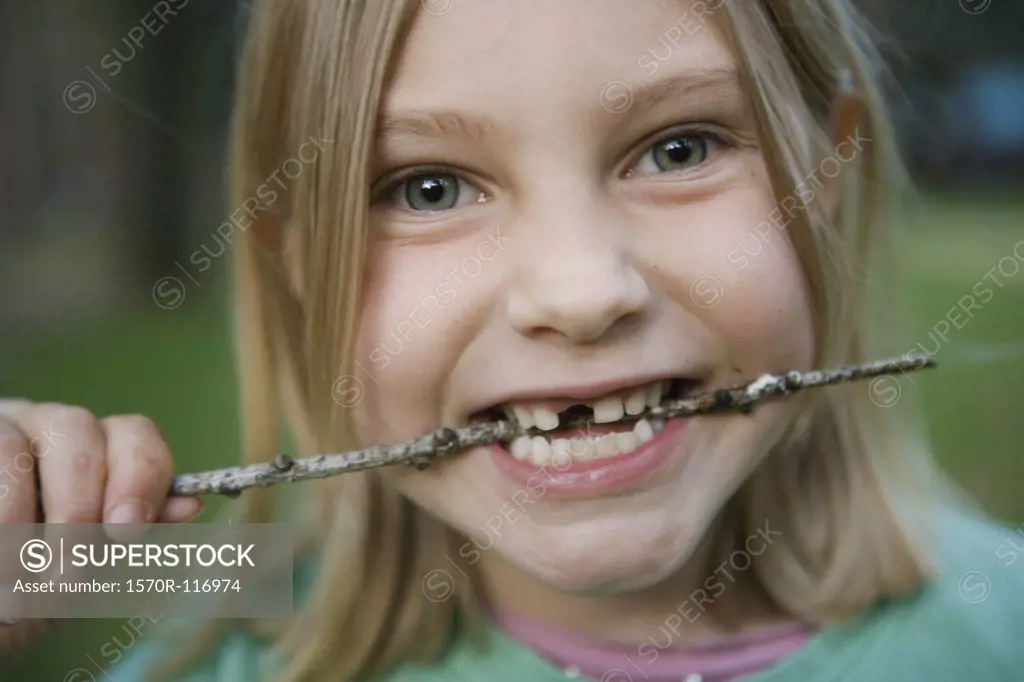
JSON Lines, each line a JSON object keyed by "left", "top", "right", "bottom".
{"left": 485, "top": 418, "right": 690, "bottom": 499}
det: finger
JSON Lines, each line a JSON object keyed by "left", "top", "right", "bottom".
{"left": 17, "top": 405, "right": 106, "bottom": 524}
{"left": 0, "top": 416, "right": 36, "bottom": 523}
{"left": 100, "top": 415, "right": 174, "bottom": 525}
{"left": 0, "top": 399, "right": 33, "bottom": 417}
{"left": 0, "top": 417, "right": 38, "bottom": 620}
{"left": 157, "top": 496, "right": 204, "bottom": 523}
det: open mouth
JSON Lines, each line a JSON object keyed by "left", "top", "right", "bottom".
{"left": 469, "top": 378, "right": 702, "bottom": 468}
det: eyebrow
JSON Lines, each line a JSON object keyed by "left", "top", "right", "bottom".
{"left": 376, "top": 109, "right": 499, "bottom": 143}
{"left": 622, "top": 65, "right": 742, "bottom": 115}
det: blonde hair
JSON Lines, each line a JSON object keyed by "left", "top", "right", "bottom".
{"left": 154, "top": 1, "right": 953, "bottom": 680}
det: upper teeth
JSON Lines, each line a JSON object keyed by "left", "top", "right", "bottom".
{"left": 504, "top": 380, "right": 667, "bottom": 431}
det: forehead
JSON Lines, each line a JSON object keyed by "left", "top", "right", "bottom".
{"left": 382, "top": 0, "right": 737, "bottom": 118}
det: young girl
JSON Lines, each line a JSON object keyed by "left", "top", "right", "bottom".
{"left": 3, "top": 0, "right": 1022, "bottom": 679}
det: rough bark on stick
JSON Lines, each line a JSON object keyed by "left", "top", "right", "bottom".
{"left": 169, "top": 354, "right": 936, "bottom": 497}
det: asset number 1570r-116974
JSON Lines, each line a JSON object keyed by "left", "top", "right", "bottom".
{"left": 126, "top": 578, "right": 241, "bottom": 593}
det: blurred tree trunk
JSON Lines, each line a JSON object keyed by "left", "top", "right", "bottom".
{"left": 119, "top": 0, "right": 238, "bottom": 301}
{"left": 0, "top": 2, "right": 43, "bottom": 249}
{"left": 0, "top": 0, "right": 128, "bottom": 325}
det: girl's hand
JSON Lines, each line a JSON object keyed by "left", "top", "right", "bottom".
{"left": 0, "top": 399, "right": 203, "bottom": 652}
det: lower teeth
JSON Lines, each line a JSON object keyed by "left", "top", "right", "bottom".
{"left": 508, "top": 418, "right": 666, "bottom": 467}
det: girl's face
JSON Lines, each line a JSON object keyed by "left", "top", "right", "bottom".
{"left": 352, "top": 0, "right": 814, "bottom": 598}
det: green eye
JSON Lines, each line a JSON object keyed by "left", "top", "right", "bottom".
{"left": 401, "top": 174, "right": 460, "bottom": 211}
{"left": 631, "top": 132, "right": 722, "bottom": 177}
{"left": 650, "top": 136, "right": 709, "bottom": 172}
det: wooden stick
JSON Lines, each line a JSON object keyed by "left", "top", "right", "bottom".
{"left": 169, "top": 354, "right": 936, "bottom": 497}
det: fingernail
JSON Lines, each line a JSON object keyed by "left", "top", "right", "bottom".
{"left": 165, "top": 496, "right": 203, "bottom": 522}
{"left": 106, "top": 500, "right": 148, "bottom": 525}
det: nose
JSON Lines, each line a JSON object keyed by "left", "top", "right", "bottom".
{"left": 504, "top": 201, "right": 651, "bottom": 345}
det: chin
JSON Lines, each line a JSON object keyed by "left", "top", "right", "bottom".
{"left": 502, "top": 520, "right": 707, "bottom": 596}
{"left": 525, "top": 551, "right": 692, "bottom": 597}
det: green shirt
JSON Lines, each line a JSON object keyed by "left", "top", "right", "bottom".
{"left": 110, "top": 507, "right": 1024, "bottom": 681}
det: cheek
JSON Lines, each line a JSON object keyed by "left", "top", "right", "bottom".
{"left": 351, "top": 242, "right": 494, "bottom": 445}
{"left": 350, "top": 249, "right": 450, "bottom": 444}
{"left": 714, "top": 229, "right": 814, "bottom": 369}
{"left": 649, "top": 185, "right": 815, "bottom": 373}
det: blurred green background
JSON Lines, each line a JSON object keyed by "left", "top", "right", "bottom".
{"left": 2, "top": 0, "right": 1024, "bottom": 679}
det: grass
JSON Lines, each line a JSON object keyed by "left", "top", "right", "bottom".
{"left": 894, "top": 196, "right": 1024, "bottom": 522}
{"left": 3, "top": 197, "right": 1023, "bottom": 679}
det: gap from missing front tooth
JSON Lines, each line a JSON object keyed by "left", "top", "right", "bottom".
{"left": 486, "top": 377, "right": 703, "bottom": 444}
{"left": 557, "top": 404, "right": 593, "bottom": 426}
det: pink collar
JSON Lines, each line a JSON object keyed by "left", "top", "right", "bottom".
{"left": 492, "top": 611, "right": 814, "bottom": 682}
